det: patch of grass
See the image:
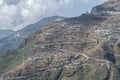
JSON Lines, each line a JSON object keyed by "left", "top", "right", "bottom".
{"left": 0, "top": 39, "right": 36, "bottom": 74}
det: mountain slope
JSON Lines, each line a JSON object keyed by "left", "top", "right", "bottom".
{"left": 0, "top": 0, "right": 120, "bottom": 80}
{"left": 0, "top": 16, "right": 65, "bottom": 53}
{"left": 0, "top": 15, "right": 119, "bottom": 80}
{"left": 0, "top": 29, "right": 14, "bottom": 39}
{"left": 91, "top": 0, "right": 120, "bottom": 28}
{"left": 64, "top": 13, "right": 107, "bottom": 25}
{"left": 91, "top": 0, "right": 120, "bottom": 15}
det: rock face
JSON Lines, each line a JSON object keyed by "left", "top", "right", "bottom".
{"left": 109, "top": 0, "right": 120, "bottom": 2}
{"left": 91, "top": 0, "right": 120, "bottom": 15}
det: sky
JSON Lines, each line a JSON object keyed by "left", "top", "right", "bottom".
{"left": 0, "top": 0, "right": 107, "bottom": 30}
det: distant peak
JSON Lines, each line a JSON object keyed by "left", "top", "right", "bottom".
{"left": 109, "top": 0, "right": 120, "bottom": 2}
{"left": 91, "top": 0, "right": 120, "bottom": 15}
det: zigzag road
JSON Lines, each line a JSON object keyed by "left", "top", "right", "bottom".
{"left": 0, "top": 41, "right": 111, "bottom": 80}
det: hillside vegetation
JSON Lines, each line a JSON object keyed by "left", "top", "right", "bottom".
{"left": 0, "top": 0, "right": 120, "bottom": 80}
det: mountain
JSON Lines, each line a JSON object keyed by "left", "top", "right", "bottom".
{"left": 1, "top": 16, "right": 120, "bottom": 80}
{"left": 91, "top": 0, "right": 120, "bottom": 27}
{"left": 91, "top": 0, "right": 120, "bottom": 15}
{"left": 64, "top": 13, "right": 107, "bottom": 25}
{"left": 0, "top": 0, "right": 120, "bottom": 80}
{"left": 0, "top": 29, "right": 14, "bottom": 39}
{"left": 0, "top": 16, "right": 65, "bottom": 53}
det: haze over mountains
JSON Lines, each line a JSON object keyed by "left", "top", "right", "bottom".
{"left": 0, "top": 16, "right": 65, "bottom": 53}
{"left": 0, "top": 29, "right": 14, "bottom": 39}
{"left": 0, "top": 0, "right": 120, "bottom": 80}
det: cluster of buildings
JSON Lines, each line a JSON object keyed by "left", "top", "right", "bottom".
{"left": 70, "top": 24, "right": 86, "bottom": 29}
{"left": 27, "top": 56, "right": 42, "bottom": 61}
{"left": 95, "top": 27, "right": 120, "bottom": 41}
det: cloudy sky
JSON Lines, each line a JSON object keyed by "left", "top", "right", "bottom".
{"left": 0, "top": 0, "right": 107, "bottom": 30}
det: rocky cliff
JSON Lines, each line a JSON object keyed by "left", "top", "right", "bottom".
{"left": 91, "top": 0, "right": 120, "bottom": 15}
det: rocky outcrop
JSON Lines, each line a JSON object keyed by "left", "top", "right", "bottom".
{"left": 91, "top": 0, "right": 120, "bottom": 15}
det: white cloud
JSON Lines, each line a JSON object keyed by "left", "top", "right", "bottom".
{"left": 0, "top": 4, "right": 17, "bottom": 16}
{"left": 79, "top": 0, "right": 89, "bottom": 3}
{"left": 27, "top": 0, "right": 34, "bottom": 7}
{"left": 0, "top": 3, "right": 17, "bottom": 29}
{"left": 0, "top": 0, "right": 97, "bottom": 30}
{"left": 0, "top": 0, "right": 3, "bottom": 5}
{"left": 101, "top": 0, "right": 108, "bottom": 3}
{"left": 21, "top": 8, "right": 30, "bottom": 18}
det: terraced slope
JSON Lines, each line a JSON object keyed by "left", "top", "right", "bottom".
{"left": 0, "top": 17, "right": 119, "bottom": 80}
{"left": 0, "top": 0, "right": 120, "bottom": 80}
